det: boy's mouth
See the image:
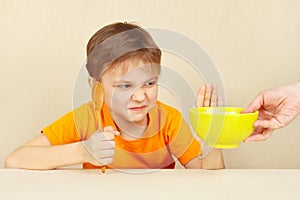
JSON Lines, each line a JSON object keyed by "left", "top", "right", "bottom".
{"left": 128, "top": 105, "right": 147, "bottom": 112}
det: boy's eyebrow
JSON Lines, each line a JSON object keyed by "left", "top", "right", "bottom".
{"left": 113, "top": 80, "right": 133, "bottom": 84}
{"left": 144, "top": 76, "right": 158, "bottom": 82}
{"left": 114, "top": 76, "right": 158, "bottom": 84}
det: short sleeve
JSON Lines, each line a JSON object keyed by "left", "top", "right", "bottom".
{"left": 41, "top": 102, "right": 98, "bottom": 145}
{"left": 166, "top": 109, "right": 201, "bottom": 166}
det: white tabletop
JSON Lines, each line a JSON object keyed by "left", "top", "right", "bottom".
{"left": 0, "top": 169, "right": 299, "bottom": 200}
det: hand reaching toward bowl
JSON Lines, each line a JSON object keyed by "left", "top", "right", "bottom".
{"left": 242, "top": 81, "right": 300, "bottom": 142}
{"left": 197, "top": 84, "right": 223, "bottom": 107}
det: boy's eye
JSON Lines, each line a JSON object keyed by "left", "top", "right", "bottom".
{"left": 145, "top": 81, "right": 157, "bottom": 87}
{"left": 117, "top": 84, "right": 132, "bottom": 89}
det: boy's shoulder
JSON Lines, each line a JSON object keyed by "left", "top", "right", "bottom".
{"left": 73, "top": 101, "right": 95, "bottom": 113}
{"left": 156, "top": 100, "right": 181, "bottom": 116}
{"left": 72, "top": 101, "right": 97, "bottom": 122}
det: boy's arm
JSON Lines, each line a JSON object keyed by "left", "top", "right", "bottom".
{"left": 184, "top": 149, "right": 225, "bottom": 169}
{"left": 4, "top": 134, "right": 92, "bottom": 170}
{"left": 187, "top": 84, "right": 224, "bottom": 169}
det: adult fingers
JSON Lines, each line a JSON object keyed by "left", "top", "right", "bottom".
{"left": 242, "top": 93, "right": 264, "bottom": 113}
{"left": 254, "top": 119, "right": 280, "bottom": 130}
{"left": 244, "top": 129, "right": 273, "bottom": 143}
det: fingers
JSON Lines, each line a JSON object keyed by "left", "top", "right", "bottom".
{"left": 244, "top": 128, "right": 273, "bottom": 143}
{"left": 97, "top": 140, "right": 115, "bottom": 150}
{"left": 92, "top": 132, "right": 116, "bottom": 141}
{"left": 244, "top": 130, "right": 273, "bottom": 143}
{"left": 88, "top": 139, "right": 115, "bottom": 151}
{"left": 93, "top": 149, "right": 115, "bottom": 159}
{"left": 197, "top": 84, "right": 222, "bottom": 107}
{"left": 197, "top": 84, "right": 211, "bottom": 107}
{"left": 242, "top": 92, "right": 264, "bottom": 113}
{"left": 210, "top": 84, "right": 217, "bottom": 107}
{"left": 89, "top": 127, "right": 118, "bottom": 149}
{"left": 254, "top": 119, "right": 283, "bottom": 130}
{"left": 99, "top": 158, "right": 113, "bottom": 165}
{"left": 87, "top": 140, "right": 115, "bottom": 165}
{"left": 203, "top": 84, "right": 212, "bottom": 107}
{"left": 196, "top": 85, "right": 205, "bottom": 107}
{"left": 89, "top": 126, "right": 119, "bottom": 143}
{"left": 83, "top": 126, "right": 119, "bottom": 165}
{"left": 104, "top": 126, "right": 120, "bottom": 136}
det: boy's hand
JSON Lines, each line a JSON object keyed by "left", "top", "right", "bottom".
{"left": 196, "top": 84, "right": 223, "bottom": 107}
{"left": 82, "top": 126, "right": 119, "bottom": 166}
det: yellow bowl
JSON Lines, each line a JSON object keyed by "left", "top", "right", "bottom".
{"left": 189, "top": 107, "right": 258, "bottom": 148}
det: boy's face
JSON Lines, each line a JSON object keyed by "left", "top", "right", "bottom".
{"left": 101, "top": 58, "right": 159, "bottom": 126}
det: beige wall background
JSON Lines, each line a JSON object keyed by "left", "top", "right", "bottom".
{"left": 1, "top": 0, "right": 299, "bottom": 168}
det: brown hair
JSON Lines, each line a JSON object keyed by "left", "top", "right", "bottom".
{"left": 86, "top": 22, "right": 162, "bottom": 81}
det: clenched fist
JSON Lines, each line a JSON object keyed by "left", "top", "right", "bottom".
{"left": 83, "top": 126, "right": 119, "bottom": 166}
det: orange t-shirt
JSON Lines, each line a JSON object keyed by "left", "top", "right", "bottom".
{"left": 41, "top": 101, "right": 201, "bottom": 169}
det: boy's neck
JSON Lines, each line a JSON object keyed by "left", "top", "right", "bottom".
{"left": 120, "top": 126, "right": 147, "bottom": 140}
{"left": 115, "top": 116, "right": 149, "bottom": 141}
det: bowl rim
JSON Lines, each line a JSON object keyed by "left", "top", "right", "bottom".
{"left": 189, "top": 106, "right": 258, "bottom": 116}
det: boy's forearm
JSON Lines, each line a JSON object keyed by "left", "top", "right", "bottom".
{"left": 185, "top": 149, "right": 225, "bottom": 169}
{"left": 201, "top": 149, "right": 225, "bottom": 169}
{"left": 5, "top": 142, "right": 87, "bottom": 170}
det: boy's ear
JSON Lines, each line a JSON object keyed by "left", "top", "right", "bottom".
{"left": 88, "top": 76, "right": 95, "bottom": 88}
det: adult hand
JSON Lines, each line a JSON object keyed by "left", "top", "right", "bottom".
{"left": 243, "top": 81, "right": 300, "bottom": 142}
{"left": 83, "top": 126, "right": 119, "bottom": 166}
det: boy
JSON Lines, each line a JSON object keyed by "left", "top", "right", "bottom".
{"left": 5, "top": 22, "right": 224, "bottom": 170}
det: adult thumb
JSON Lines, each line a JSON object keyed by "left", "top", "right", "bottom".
{"left": 242, "top": 95, "right": 263, "bottom": 113}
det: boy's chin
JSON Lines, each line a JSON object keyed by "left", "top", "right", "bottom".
{"left": 128, "top": 115, "right": 148, "bottom": 125}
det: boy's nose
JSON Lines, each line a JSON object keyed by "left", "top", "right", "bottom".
{"left": 132, "top": 88, "right": 146, "bottom": 102}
